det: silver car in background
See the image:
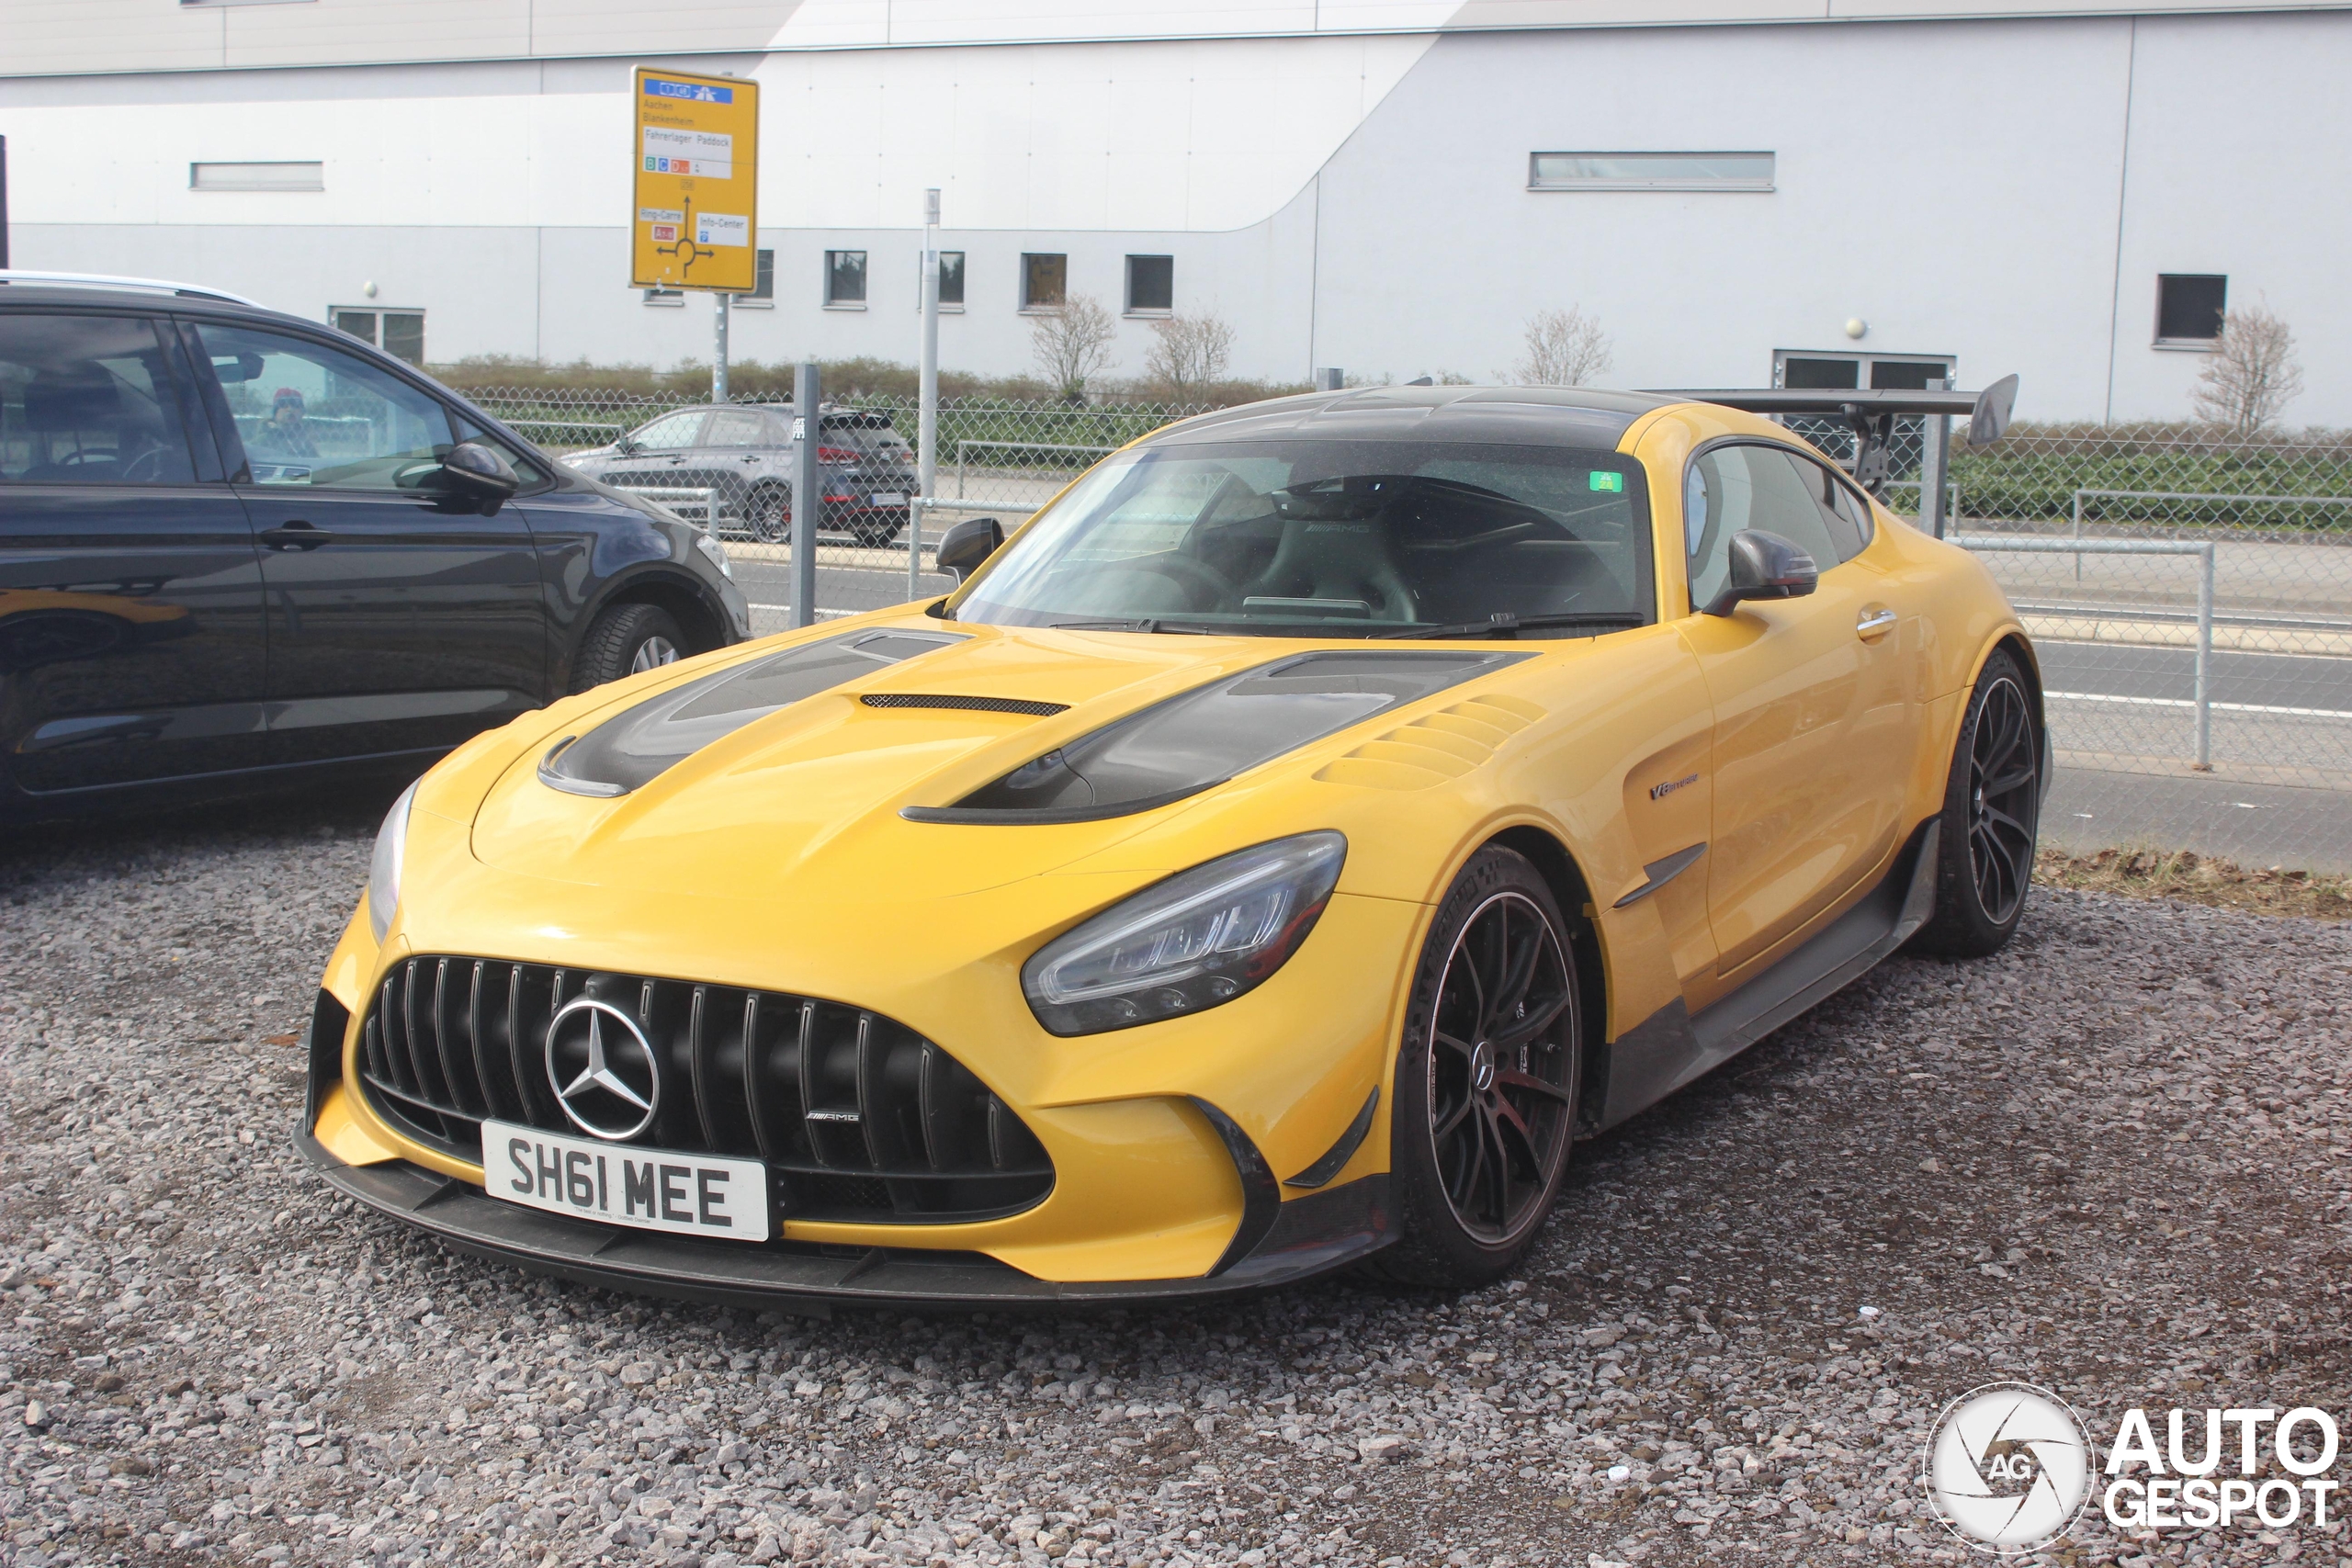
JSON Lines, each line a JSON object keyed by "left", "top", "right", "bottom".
{"left": 565, "top": 403, "right": 920, "bottom": 547}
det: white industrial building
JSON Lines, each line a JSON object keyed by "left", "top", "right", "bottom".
{"left": 4, "top": 1, "right": 2346, "bottom": 423}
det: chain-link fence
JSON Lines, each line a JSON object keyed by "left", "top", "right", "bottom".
{"left": 468, "top": 385, "right": 2352, "bottom": 871}
{"left": 464, "top": 387, "right": 1205, "bottom": 637}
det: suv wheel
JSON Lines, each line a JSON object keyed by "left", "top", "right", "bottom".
{"left": 571, "top": 603, "right": 685, "bottom": 694}
{"left": 745, "top": 484, "right": 789, "bottom": 545}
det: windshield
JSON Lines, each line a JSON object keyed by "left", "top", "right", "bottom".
{"left": 953, "top": 438, "right": 1653, "bottom": 637}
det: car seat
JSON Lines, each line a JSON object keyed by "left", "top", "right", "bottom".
{"left": 19, "top": 370, "right": 125, "bottom": 481}
{"left": 1238, "top": 508, "right": 1418, "bottom": 623}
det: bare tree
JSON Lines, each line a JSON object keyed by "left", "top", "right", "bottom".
{"left": 1505, "top": 306, "right": 1613, "bottom": 387}
{"left": 1143, "top": 312, "right": 1236, "bottom": 400}
{"left": 2192, "top": 305, "right": 2305, "bottom": 435}
{"left": 1028, "top": 294, "right": 1118, "bottom": 403}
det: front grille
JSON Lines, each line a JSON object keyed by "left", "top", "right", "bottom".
{"left": 356, "top": 957, "right": 1054, "bottom": 1224}
{"left": 859, "top": 693, "right": 1069, "bottom": 716}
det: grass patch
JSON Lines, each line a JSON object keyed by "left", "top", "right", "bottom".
{"left": 2035, "top": 845, "right": 2352, "bottom": 920}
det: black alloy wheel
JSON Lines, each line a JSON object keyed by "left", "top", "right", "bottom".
{"left": 1371, "top": 846, "right": 1582, "bottom": 1287}
{"left": 1909, "top": 648, "right": 2041, "bottom": 958}
{"left": 1966, "top": 673, "right": 2039, "bottom": 924}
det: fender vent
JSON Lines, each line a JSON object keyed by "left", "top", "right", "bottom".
{"left": 860, "top": 693, "right": 1069, "bottom": 716}
{"left": 1313, "top": 694, "right": 1545, "bottom": 791}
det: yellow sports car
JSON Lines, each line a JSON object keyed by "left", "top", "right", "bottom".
{"left": 300, "top": 382, "right": 2043, "bottom": 1308}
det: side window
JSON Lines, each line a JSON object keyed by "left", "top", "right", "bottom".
{"left": 1683, "top": 444, "right": 1843, "bottom": 614}
{"left": 704, "top": 408, "right": 774, "bottom": 448}
{"left": 0, "top": 313, "right": 198, "bottom": 485}
{"left": 629, "top": 410, "right": 707, "bottom": 451}
{"left": 189, "top": 323, "right": 453, "bottom": 490}
{"left": 1789, "top": 452, "right": 1873, "bottom": 561}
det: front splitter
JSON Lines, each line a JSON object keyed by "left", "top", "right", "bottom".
{"left": 299, "top": 1127, "right": 1394, "bottom": 1315}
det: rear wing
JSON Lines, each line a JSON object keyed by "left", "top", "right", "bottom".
{"left": 1646, "top": 374, "right": 2018, "bottom": 498}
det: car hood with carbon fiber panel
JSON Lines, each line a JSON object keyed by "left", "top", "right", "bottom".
{"left": 469, "top": 618, "right": 1525, "bottom": 904}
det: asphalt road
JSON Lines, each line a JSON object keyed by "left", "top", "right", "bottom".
{"left": 2036, "top": 639, "right": 2352, "bottom": 715}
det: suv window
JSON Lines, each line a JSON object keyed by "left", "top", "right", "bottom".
{"left": 704, "top": 408, "right": 777, "bottom": 448}
{"left": 190, "top": 323, "right": 454, "bottom": 490}
{"left": 629, "top": 410, "right": 707, "bottom": 451}
{"left": 1684, "top": 443, "right": 1845, "bottom": 615}
{"left": 0, "top": 313, "right": 198, "bottom": 485}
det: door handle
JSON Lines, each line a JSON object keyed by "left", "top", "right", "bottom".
{"left": 259, "top": 522, "right": 333, "bottom": 551}
{"left": 1856, "top": 607, "right": 1898, "bottom": 640}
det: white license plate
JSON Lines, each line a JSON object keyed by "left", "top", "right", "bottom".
{"left": 482, "top": 1119, "right": 771, "bottom": 1241}
{"left": 870, "top": 491, "right": 906, "bottom": 506}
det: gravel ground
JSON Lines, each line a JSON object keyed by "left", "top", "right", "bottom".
{"left": 5, "top": 797, "right": 2352, "bottom": 1568}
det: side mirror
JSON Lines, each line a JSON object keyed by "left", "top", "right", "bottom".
{"left": 934, "top": 516, "right": 1005, "bottom": 583}
{"left": 616, "top": 435, "right": 642, "bottom": 456}
{"left": 1702, "top": 529, "right": 1817, "bottom": 616}
{"left": 441, "top": 441, "right": 522, "bottom": 513}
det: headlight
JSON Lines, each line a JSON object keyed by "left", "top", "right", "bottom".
{"left": 367, "top": 781, "right": 418, "bottom": 943}
{"left": 695, "top": 530, "right": 733, "bottom": 579}
{"left": 1022, "top": 832, "right": 1346, "bottom": 1036}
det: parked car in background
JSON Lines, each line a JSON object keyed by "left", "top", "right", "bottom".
{"left": 563, "top": 403, "right": 919, "bottom": 547}
{"left": 0, "top": 272, "right": 750, "bottom": 824}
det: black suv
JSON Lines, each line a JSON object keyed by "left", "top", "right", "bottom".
{"left": 565, "top": 402, "right": 920, "bottom": 547}
{"left": 0, "top": 274, "right": 750, "bottom": 822}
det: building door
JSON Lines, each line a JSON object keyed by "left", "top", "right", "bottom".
{"left": 185, "top": 320, "right": 546, "bottom": 766}
{"left": 0, "top": 310, "right": 269, "bottom": 794}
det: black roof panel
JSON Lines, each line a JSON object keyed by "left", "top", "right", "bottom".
{"left": 1146, "top": 385, "right": 1674, "bottom": 450}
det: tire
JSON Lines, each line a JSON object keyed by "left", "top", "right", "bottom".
{"left": 569, "top": 603, "right": 686, "bottom": 694}
{"left": 1906, "top": 648, "right": 2042, "bottom": 958}
{"left": 745, "top": 485, "right": 789, "bottom": 545}
{"left": 1366, "top": 846, "right": 1583, "bottom": 1288}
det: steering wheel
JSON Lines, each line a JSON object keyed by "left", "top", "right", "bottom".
{"left": 119, "top": 446, "right": 167, "bottom": 482}
{"left": 55, "top": 449, "right": 118, "bottom": 468}
{"left": 1142, "top": 551, "right": 1238, "bottom": 612}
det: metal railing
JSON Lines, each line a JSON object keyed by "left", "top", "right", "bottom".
{"left": 954, "top": 438, "right": 1114, "bottom": 499}
{"left": 1951, "top": 536, "right": 2218, "bottom": 768}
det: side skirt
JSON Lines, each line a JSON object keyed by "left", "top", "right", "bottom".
{"left": 1593, "top": 818, "right": 1940, "bottom": 1130}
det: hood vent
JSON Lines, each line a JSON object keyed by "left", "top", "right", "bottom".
{"left": 903, "top": 649, "right": 1532, "bottom": 826}
{"left": 540, "top": 628, "right": 967, "bottom": 797}
{"left": 860, "top": 693, "right": 1069, "bottom": 716}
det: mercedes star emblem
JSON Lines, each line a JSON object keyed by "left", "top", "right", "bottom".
{"left": 545, "top": 995, "right": 662, "bottom": 1141}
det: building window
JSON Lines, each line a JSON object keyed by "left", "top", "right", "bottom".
{"left": 2156, "top": 275, "right": 2227, "bottom": 346}
{"left": 825, "top": 250, "right": 867, "bottom": 309}
{"left": 733, "top": 248, "right": 775, "bottom": 308}
{"left": 642, "top": 287, "right": 684, "bottom": 307}
{"left": 190, "top": 161, "right": 323, "bottom": 192}
{"left": 1021, "top": 253, "right": 1067, "bottom": 310}
{"left": 1528, "top": 152, "right": 1774, "bottom": 192}
{"left": 1776, "top": 353, "right": 1951, "bottom": 390}
{"left": 939, "top": 251, "right": 966, "bottom": 309}
{"left": 330, "top": 307, "right": 425, "bottom": 367}
{"left": 1125, "top": 255, "right": 1173, "bottom": 315}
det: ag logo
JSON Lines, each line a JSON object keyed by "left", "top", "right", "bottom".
{"left": 1924, "top": 1382, "right": 2091, "bottom": 1553}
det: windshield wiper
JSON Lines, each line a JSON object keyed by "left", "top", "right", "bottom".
{"left": 1374, "top": 612, "right": 1644, "bottom": 640}
{"left": 1040, "top": 617, "right": 1215, "bottom": 634}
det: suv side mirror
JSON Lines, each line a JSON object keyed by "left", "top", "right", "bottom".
{"left": 616, "top": 434, "right": 643, "bottom": 456}
{"left": 934, "top": 516, "right": 1005, "bottom": 583}
{"left": 441, "top": 441, "right": 522, "bottom": 513}
{"left": 1702, "top": 529, "right": 1817, "bottom": 616}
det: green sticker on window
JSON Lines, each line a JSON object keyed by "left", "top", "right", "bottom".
{"left": 1589, "top": 471, "right": 1624, "bottom": 492}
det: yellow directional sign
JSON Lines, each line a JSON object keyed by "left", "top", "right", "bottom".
{"left": 630, "top": 66, "right": 759, "bottom": 293}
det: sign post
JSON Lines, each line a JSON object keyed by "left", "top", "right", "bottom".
{"left": 630, "top": 67, "right": 759, "bottom": 400}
